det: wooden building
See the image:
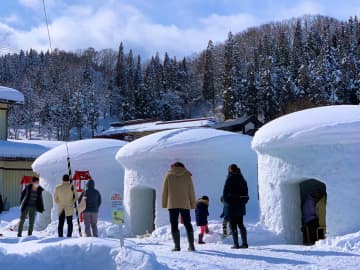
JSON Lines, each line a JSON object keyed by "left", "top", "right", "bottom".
{"left": 0, "top": 86, "right": 59, "bottom": 208}
{"left": 95, "top": 116, "right": 262, "bottom": 142}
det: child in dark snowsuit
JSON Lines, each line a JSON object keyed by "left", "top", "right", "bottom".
{"left": 195, "top": 195, "right": 209, "bottom": 244}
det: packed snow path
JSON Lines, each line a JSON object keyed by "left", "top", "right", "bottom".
{"left": 131, "top": 238, "right": 360, "bottom": 270}
{"left": 1, "top": 234, "right": 360, "bottom": 269}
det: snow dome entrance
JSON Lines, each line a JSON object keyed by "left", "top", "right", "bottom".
{"left": 300, "top": 179, "right": 327, "bottom": 243}
{"left": 129, "top": 186, "right": 156, "bottom": 235}
{"left": 252, "top": 106, "right": 360, "bottom": 242}
{"left": 277, "top": 178, "right": 327, "bottom": 244}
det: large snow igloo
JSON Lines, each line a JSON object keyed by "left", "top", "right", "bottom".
{"left": 32, "top": 139, "right": 127, "bottom": 228}
{"left": 251, "top": 105, "right": 360, "bottom": 243}
{"left": 116, "top": 127, "right": 259, "bottom": 236}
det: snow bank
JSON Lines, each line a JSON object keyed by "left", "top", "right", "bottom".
{"left": 32, "top": 139, "right": 127, "bottom": 225}
{"left": 116, "top": 128, "right": 259, "bottom": 236}
{"left": 0, "top": 236, "right": 169, "bottom": 270}
{"left": 0, "top": 207, "right": 170, "bottom": 270}
{"left": 2, "top": 206, "right": 360, "bottom": 270}
{"left": 252, "top": 105, "right": 360, "bottom": 243}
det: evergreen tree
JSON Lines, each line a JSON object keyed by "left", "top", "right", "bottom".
{"left": 222, "top": 32, "right": 236, "bottom": 119}
{"left": 114, "top": 42, "right": 127, "bottom": 119}
{"left": 202, "top": 40, "right": 216, "bottom": 109}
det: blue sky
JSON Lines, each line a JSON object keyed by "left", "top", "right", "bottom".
{"left": 0, "top": 0, "right": 360, "bottom": 58}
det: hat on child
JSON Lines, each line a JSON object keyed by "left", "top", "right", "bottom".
{"left": 201, "top": 195, "right": 209, "bottom": 201}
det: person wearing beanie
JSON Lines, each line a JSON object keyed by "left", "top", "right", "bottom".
{"left": 54, "top": 174, "right": 78, "bottom": 237}
{"left": 17, "top": 177, "right": 45, "bottom": 237}
{"left": 78, "top": 179, "right": 102, "bottom": 237}
{"left": 222, "top": 164, "right": 249, "bottom": 249}
{"left": 195, "top": 195, "right": 210, "bottom": 244}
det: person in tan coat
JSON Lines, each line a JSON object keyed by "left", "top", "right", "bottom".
{"left": 54, "top": 174, "right": 78, "bottom": 237}
{"left": 162, "top": 161, "right": 196, "bottom": 251}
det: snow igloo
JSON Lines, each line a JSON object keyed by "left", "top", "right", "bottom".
{"left": 32, "top": 138, "right": 127, "bottom": 228}
{"left": 251, "top": 105, "right": 360, "bottom": 243}
{"left": 116, "top": 127, "right": 258, "bottom": 236}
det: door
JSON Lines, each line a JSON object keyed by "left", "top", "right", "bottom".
{"left": 130, "top": 186, "right": 156, "bottom": 236}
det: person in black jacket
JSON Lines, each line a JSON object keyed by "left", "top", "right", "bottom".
{"left": 195, "top": 195, "right": 209, "bottom": 244}
{"left": 222, "top": 164, "right": 249, "bottom": 249}
{"left": 17, "top": 177, "right": 44, "bottom": 237}
{"left": 78, "top": 179, "right": 101, "bottom": 237}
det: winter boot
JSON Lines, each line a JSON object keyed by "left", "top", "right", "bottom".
{"left": 187, "top": 231, "right": 196, "bottom": 251}
{"left": 222, "top": 219, "right": 227, "bottom": 236}
{"left": 171, "top": 231, "right": 181, "bottom": 251}
{"left": 239, "top": 227, "right": 248, "bottom": 248}
{"left": 198, "top": 233, "right": 205, "bottom": 244}
{"left": 231, "top": 231, "right": 240, "bottom": 249}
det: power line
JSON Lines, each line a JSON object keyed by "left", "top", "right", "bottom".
{"left": 42, "top": 0, "right": 53, "bottom": 53}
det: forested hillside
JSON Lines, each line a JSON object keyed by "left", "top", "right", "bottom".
{"left": 1, "top": 15, "right": 359, "bottom": 140}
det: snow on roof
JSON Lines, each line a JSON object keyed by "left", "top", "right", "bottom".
{"left": 252, "top": 105, "right": 360, "bottom": 152}
{"left": 0, "top": 86, "right": 24, "bottom": 104}
{"left": 32, "top": 138, "right": 127, "bottom": 172}
{"left": 98, "top": 118, "right": 216, "bottom": 136}
{"left": 0, "top": 139, "right": 63, "bottom": 159}
{"left": 116, "top": 127, "right": 240, "bottom": 163}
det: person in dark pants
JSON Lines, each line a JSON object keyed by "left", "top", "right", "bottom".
{"left": 222, "top": 164, "right": 249, "bottom": 249}
{"left": 162, "top": 162, "right": 196, "bottom": 251}
{"left": 195, "top": 195, "right": 209, "bottom": 244}
{"left": 78, "top": 179, "right": 102, "bottom": 237}
{"left": 54, "top": 174, "right": 78, "bottom": 237}
{"left": 220, "top": 195, "right": 231, "bottom": 238}
{"left": 17, "top": 177, "right": 45, "bottom": 237}
{"left": 302, "top": 190, "right": 323, "bottom": 245}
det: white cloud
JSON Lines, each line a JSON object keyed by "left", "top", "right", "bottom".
{"left": 19, "top": 0, "right": 43, "bottom": 9}
{"left": 2, "top": 1, "right": 262, "bottom": 58}
{"left": 276, "top": 1, "right": 324, "bottom": 20}
{"left": 3, "top": 0, "right": 352, "bottom": 58}
{"left": 1, "top": 14, "right": 22, "bottom": 24}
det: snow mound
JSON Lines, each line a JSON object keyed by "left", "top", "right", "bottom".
{"left": 33, "top": 138, "right": 127, "bottom": 172}
{"left": 32, "top": 138, "right": 128, "bottom": 224}
{"left": 116, "top": 241, "right": 170, "bottom": 270}
{"left": 252, "top": 105, "right": 360, "bottom": 152}
{"left": 116, "top": 128, "right": 259, "bottom": 236}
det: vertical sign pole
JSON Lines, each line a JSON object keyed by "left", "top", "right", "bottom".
{"left": 111, "top": 192, "right": 124, "bottom": 247}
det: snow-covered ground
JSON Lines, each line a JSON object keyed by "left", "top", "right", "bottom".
{"left": 1, "top": 106, "right": 360, "bottom": 269}
{"left": 1, "top": 207, "right": 360, "bottom": 270}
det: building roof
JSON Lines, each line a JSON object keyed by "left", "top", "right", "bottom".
{"left": 0, "top": 140, "right": 63, "bottom": 160}
{"left": 96, "top": 117, "right": 216, "bottom": 139}
{"left": 211, "top": 115, "right": 263, "bottom": 133}
{"left": 0, "top": 86, "right": 24, "bottom": 104}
